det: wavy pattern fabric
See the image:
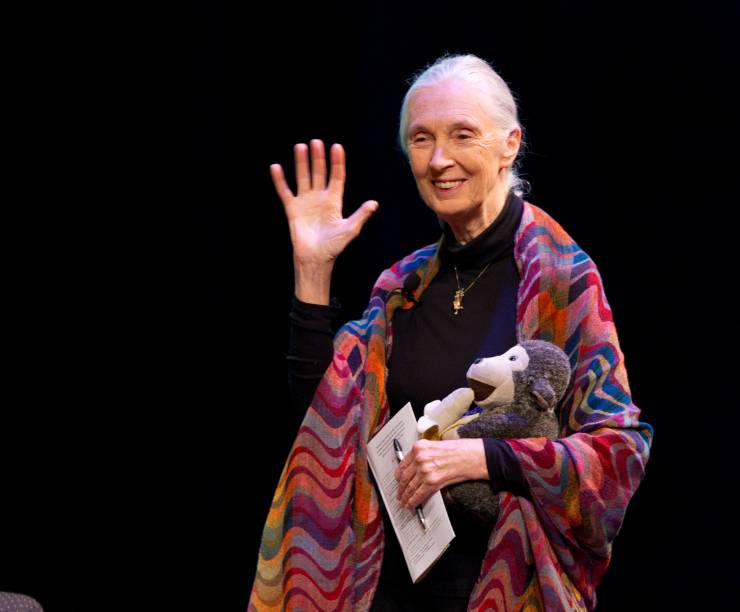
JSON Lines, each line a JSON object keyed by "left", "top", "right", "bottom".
{"left": 248, "top": 202, "right": 653, "bottom": 610}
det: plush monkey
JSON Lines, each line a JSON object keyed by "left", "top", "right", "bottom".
{"left": 426, "top": 340, "right": 571, "bottom": 526}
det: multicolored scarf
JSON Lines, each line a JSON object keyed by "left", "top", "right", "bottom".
{"left": 248, "top": 202, "right": 653, "bottom": 610}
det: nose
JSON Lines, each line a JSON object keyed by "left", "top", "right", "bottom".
{"left": 430, "top": 143, "right": 453, "bottom": 171}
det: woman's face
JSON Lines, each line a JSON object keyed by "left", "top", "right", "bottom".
{"left": 406, "top": 80, "right": 519, "bottom": 226}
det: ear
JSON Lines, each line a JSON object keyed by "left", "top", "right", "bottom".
{"left": 501, "top": 127, "right": 522, "bottom": 168}
{"left": 530, "top": 378, "right": 556, "bottom": 412}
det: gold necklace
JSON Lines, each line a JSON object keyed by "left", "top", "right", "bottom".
{"left": 452, "top": 262, "right": 491, "bottom": 315}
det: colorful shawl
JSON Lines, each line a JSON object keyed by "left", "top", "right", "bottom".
{"left": 249, "top": 202, "right": 653, "bottom": 610}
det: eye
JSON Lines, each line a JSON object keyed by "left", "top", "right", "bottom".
{"left": 509, "top": 355, "right": 517, "bottom": 361}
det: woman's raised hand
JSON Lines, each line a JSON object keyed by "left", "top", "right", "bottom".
{"left": 271, "top": 139, "right": 379, "bottom": 267}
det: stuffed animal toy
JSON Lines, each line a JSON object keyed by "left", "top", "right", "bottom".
{"left": 417, "top": 339, "right": 572, "bottom": 526}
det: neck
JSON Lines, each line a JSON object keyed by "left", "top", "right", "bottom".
{"left": 443, "top": 183, "right": 509, "bottom": 245}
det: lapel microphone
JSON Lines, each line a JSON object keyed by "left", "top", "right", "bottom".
{"left": 401, "top": 273, "right": 421, "bottom": 306}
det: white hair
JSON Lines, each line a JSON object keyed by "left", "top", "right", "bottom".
{"left": 398, "top": 53, "right": 529, "bottom": 197}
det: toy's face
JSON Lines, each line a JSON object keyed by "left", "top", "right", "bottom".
{"left": 466, "top": 345, "right": 529, "bottom": 408}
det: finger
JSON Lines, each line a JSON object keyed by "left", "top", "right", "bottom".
{"left": 269, "top": 164, "right": 294, "bottom": 207}
{"left": 327, "top": 143, "right": 346, "bottom": 196}
{"left": 396, "top": 464, "right": 412, "bottom": 499}
{"left": 294, "top": 143, "right": 311, "bottom": 195}
{"left": 399, "top": 471, "right": 419, "bottom": 504}
{"left": 402, "top": 475, "right": 424, "bottom": 508}
{"left": 396, "top": 454, "right": 414, "bottom": 484}
{"left": 407, "top": 481, "right": 431, "bottom": 509}
{"left": 346, "top": 200, "right": 379, "bottom": 237}
{"left": 310, "top": 139, "right": 327, "bottom": 190}
{"left": 396, "top": 473, "right": 408, "bottom": 502}
{"left": 408, "top": 468, "right": 438, "bottom": 509}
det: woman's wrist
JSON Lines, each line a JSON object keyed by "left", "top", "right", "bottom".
{"left": 458, "top": 438, "right": 489, "bottom": 481}
{"left": 294, "top": 260, "right": 334, "bottom": 305}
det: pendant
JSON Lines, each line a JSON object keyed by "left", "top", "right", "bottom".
{"left": 453, "top": 289, "right": 464, "bottom": 315}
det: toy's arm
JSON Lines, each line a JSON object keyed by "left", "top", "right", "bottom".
{"left": 417, "top": 387, "right": 474, "bottom": 438}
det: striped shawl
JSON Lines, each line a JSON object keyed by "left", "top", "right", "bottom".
{"left": 249, "top": 201, "right": 654, "bottom": 610}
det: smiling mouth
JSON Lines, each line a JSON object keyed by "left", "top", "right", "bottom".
{"left": 469, "top": 380, "right": 496, "bottom": 402}
{"left": 433, "top": 180, "right": 466, "bottom": 194}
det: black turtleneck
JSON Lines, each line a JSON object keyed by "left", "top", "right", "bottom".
{"left": 286, "top": 190, "right": 528, "bottom": 600}
{"left": 386, "top": 189, "right": 523, "bottom": 419}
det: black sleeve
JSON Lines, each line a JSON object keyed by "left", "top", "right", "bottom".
{"left": 287, "top": 294, "right": 342, "bottom": 415}
{"left": 482, "top": 437, "right": 528, "bottom": 496}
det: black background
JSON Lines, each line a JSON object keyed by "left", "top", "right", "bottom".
{"left": 3, "top": 0, "right": 737, "bottom": 610}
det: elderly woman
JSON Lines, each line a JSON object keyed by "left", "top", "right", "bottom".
{"left": 249, "top": 54, "right": 653, "bottom": 610}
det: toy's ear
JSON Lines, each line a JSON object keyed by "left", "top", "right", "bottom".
{"left": 530, "top": 378, "right": 557, "bottom": 412}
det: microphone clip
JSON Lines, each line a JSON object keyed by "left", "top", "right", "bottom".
{"left": 400, "top": 273, "right": 421, "bottom": 307}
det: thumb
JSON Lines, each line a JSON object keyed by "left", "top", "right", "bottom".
{"left": 347, "top": 200, "right": 379, "bottom": 234}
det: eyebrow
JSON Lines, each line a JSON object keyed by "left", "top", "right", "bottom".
{"left": 408, "top": 120, "right": 480, "bottom": 134}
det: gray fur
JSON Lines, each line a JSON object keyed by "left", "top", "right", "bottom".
{"left": 443, "top": 340, "right": 571, "bottom": 526}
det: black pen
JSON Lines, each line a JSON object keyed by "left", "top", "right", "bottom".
{"left": 392, "top": 438, "right": 428, "bottom": 531}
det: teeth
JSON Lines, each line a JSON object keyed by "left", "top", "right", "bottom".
{"left": 436, "top": 180, "right": 463, "bottom": 189}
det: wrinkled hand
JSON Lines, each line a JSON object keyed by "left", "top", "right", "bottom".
{"left": 395, "top": 438, "right": 487, "bottom": 509}
{"left": 270, "top": 139, "right": 379, "bottom": 266}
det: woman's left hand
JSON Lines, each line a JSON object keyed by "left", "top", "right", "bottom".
{"left": 395, "top": 438, "right": 488, "bottom": 509}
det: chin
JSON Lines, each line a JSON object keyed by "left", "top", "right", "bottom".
{"left": 428, "top": 200, "right": 477, "bottom": 221}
